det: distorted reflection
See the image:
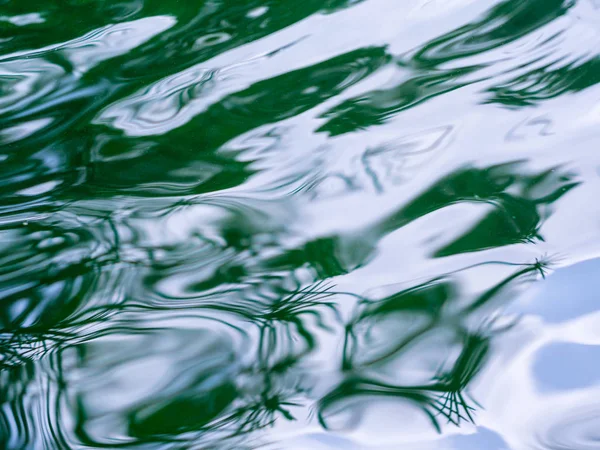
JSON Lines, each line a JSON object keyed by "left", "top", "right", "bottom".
{"left": 1, "top": 0, "right": 599, "bottom": 448}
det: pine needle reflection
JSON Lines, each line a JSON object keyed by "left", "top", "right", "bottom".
{"left": 2, "top": 0, "right": 597, "bottom": 446}
{"left": 0, "top": 157, "right": 575, "bottom": 446}
{"left": 320, "top": 258, "right": 549, "bottom": 433}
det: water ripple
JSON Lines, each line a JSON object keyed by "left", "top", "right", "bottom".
{"left": 2, "top": 0, "right": 600, "bottom": 448}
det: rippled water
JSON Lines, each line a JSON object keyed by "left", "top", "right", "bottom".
{"left": 2, "top": 0, "right": 600, "bottom": 448}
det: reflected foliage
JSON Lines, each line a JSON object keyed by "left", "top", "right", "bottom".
{"left": 266, "top": 161, "right": 578, "bottom": 276}
{"left": 318, "top": 0, "right": 578, "bottom": 136}
{"left": 487, "top": 57, "right": 600, "bottom": 107}
{"left": 0, "top": 0, "right": 593, "bottom": 448}
{"left": 319, "top": 260, "right": 542, "bottom": 431}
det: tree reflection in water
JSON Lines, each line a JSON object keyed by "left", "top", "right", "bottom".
{"left": 0, "top": 0, "right": 592, "bottom": 446}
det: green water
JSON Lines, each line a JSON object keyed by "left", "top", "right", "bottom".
{"left": 2, "top": 0, "right": 600, "bottom": 448}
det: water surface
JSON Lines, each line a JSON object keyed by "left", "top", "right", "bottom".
{"left": 2, "top": 0, "right": 600, "bottom": 448}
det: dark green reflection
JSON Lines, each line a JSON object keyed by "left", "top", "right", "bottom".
{"left": 0, "top": 0, "right": 594, "bottom": 447}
